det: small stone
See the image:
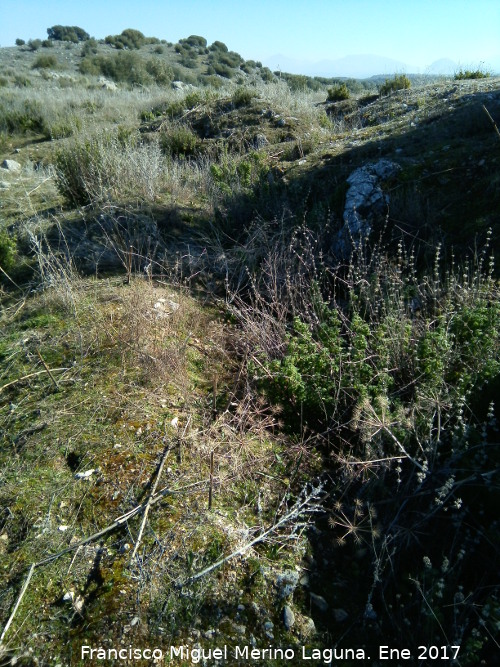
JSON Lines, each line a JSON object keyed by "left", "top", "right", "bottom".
{"left": 75, "top": 469, "right": 95, "bottom": 479}
{"left": 73, "top": 595, "right": 84, "bottom": 613}
{"left": 58, "top": 525, "right": 69, "bottom": 532}
{"left": 283, "top": 605, "right": 295, "bottom": 630}
{"left": 119, "top": 543, "right": 131, "bottom": 554}
{"left": 233, "top": 624, "right": 246, "bottom": 635}
{"left": 130, "top": 616, "right": 140, "bottom": 626}
{"left": 0, "top": 181, "right": 10, "bottom": 189}
{"left": 62, "top": 591, "right": 74, "bottom": 602}
{"left": 310, "top": 592, "right": 329, "bottom": 612}
{"left": 254, "top": 133, "right": 268, "bottom": 149}
{"left": 276, "top": 570, "right": 300, "bottom": 598}
{"left": 364, "top": 602, "right": 377, "bottom": 620}
{"left": 1, "top": 159, "right": 21, "bottom": 171}
{"left": 333, "top": 608, "right": 349, "bottom": 623}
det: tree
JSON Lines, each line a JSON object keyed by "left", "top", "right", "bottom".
{"left": 47, "top": 25, "right": 90, "bottom": 42}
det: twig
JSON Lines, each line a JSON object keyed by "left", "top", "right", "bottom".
{"left": 184, "top": 484, "right": 323, "bottom": 584}
{"left": 27, "top": 175, "right": 54, "bottom": 196}
{"left": 0, "top": 368, "right": 70, "bottom": 394}
{"left": 131, "top": 446, "right": 171, "bottom": 561}
{"left": 36, "top": 350, "right": 60, "bottom": 390}
{"left": 0, "top": 563, "right": 35, "bottom": 646}
{"left": 0, "top": 265, "right": 22, "bottom": 290}
{"left": 208, "top": 451, "right": 214, "bottom": 510}
{"left": 35, "top": 478, "right": 206, "bottom": 568}
{"left": 483, "top": 105, "right": 500, "bottom": 141}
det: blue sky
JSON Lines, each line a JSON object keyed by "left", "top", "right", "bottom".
{"left": 1, "top": 0, "right": 499, "bottom": 74}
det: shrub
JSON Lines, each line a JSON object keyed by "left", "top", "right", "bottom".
{"left": 0, "top": 99, "right": 47, "bottom": 135}
{"left": 212, "top": 63, "right": 234, "bottom": 79}
{"left": 54, "top": 130, "right": 165, "bottom": 206}
{"left": 233, "top": 229, "right": 500, "bottom": 653}
{"left": 27, "top": 39, "right": 42, "bottom": 51}
{"left": 104, "top": 29, "right": 159, "bottom": 50}
{"left": 47, "top": 25, "right": 90, "bottom": 42}
{"left": 144, "top": 58, "right": 173, "bottom": 85}
{"left": 0, "top": 230, "right": 17, "bottom": 272}
{"left": 41, "top": 39, "right": 54, "bottom": 48}
{"left": 209, "top": 41, "right": 228, "bottom": 53}
{"left": 180, "top": 35, "right": 207, "bottom": 49}
{"left": 80, "top": 52, "right": 167, "bottom": 86}
{"left": 159, "top": 123, "right": 200, "bottom": 157}
{"left": 32, "top": 54, "right": 58, "bottom": 69}
{"left": 81, "top": 38, "right": 99, "bottom": 56}
{"left": 379, "top": 73, "right": 411, "bottom": 96}
{"left": 327, "top": 83, "right": 350, "bottom": 102}
{"left": 454, "top": 67, "right": 490, "bottom": 80}
{"left": 15, "top": 38, "right": 25, "bottom": 46}
{"left": 232, "top": 87, "right": 257, "bottom": 108}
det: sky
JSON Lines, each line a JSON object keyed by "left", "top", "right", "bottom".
{"left": 1, "top": 0, "right": 499, "bottom": 76}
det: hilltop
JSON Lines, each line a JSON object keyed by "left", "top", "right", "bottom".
{"left": 0, "top": 30, "right": 499, "bottom": 666}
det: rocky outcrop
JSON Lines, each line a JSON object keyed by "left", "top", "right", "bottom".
{"left": 333, "top": 158, "right": 401, "bottom": 257}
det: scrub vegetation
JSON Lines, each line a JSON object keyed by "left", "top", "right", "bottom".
{"left": 0, "top": 25, "right": 499, "bottom": 666}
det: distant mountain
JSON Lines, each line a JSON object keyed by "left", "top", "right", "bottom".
{"left": 264, "top": 53, "right": 412, "bottom": 78}
{"left": 425, "top": 58, "right": 458, "bottom": 75}
{"left": 264, "top": 53, "right": 500, "bottom": 79}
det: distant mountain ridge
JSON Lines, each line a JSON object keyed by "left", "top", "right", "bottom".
{"left": 264, "top": 53, "right": 500, "bottom": 78}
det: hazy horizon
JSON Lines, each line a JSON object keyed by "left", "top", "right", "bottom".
{"left": 1, "top": 0, "right": 499, "bottom": 78}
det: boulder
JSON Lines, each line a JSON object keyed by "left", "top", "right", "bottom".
{"left": 1, "top": 159, "right": 21, "bottom": 171}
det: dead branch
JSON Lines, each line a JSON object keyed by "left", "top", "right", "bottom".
{"left": 183, "top": 481, "right": 324, "bottom": 585}
{"left": 0, "top": 563, "right": 35, "bottom": 647}
{"left": 0, "top": 368, "right": 71, "bottom": 394}
{"left": 131, "top": 446, "right": 171, "bottom": 561}
{"left": 35, "top": 478, "right": 207, "bottom": 568}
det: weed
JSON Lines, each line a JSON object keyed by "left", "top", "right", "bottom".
{"left": 32, "top": 54, "right": 59, "bottom": 70}
{"left": 379, "top": 73, "right": 411, "bottom": 96}
{"left": 327, "top": 83, "right": 350, "bottom": 102}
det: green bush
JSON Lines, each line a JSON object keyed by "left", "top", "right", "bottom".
{"left": 263, "top": 247, "right": 498, "bottom": 432}
{"left": 80, "top": 52, "right": 170, "bottom": 86}
{"left": 232, "top": 87, "right": 257, "bottom": 108}
{"left": 32, "top": 54, "right": 58, "bottom": 69}
{"left": 41, "top": 39, "right": 54, "bottom": 48}
{"left": 379, "top": 73, "right": 411, "bottom": 96}
{"left": 81, "top": 38, "right": 99, "bottom": 56}
{"left": 208, "top": 41, "right": 228, "bottom": 53}
{"left": 454, "top": 67, "right": 490, "bottom": 80}
{"left": 27, "top": 39, "right": 42, "bottom": 51}
{"left": 47, "top": 25, "right": 89, "bottom": 42}
{"left": 104, "top": 28, "right": 159, "bottom": 50}
{"left": 234, "top": 231, "right": 499, "bottom": 652}
{"left": 180, "top": 35, "right": 207, "bottom": 49}
{"left": 0, "top": 230, "right": 17, "bottom": 272}
{"left": 327, "top": 83, "right": 350, "bottom": 102}
{"left": 15, "top": 38, "right": 25, "bottom": 46}
{"left": 159, "top": 123, "right": 200, "bottom": 157}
